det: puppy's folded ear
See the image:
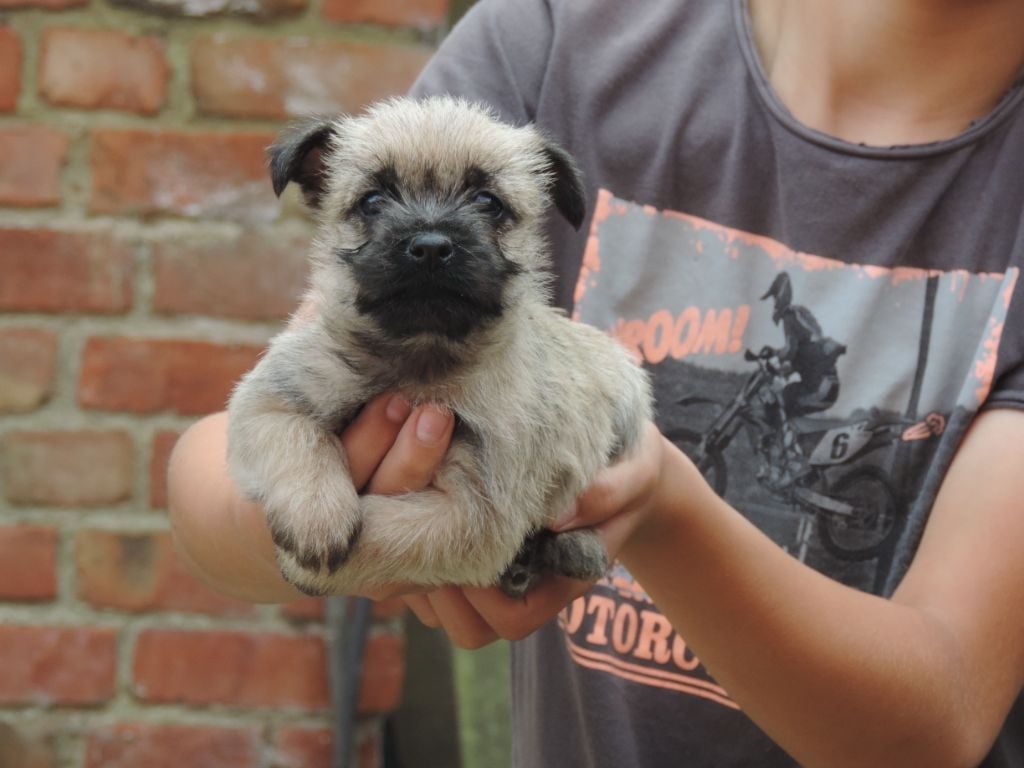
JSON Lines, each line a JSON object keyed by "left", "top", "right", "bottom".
{"left": 268, "top": 117, "right": 337, "bottom": 209}
{"left": 541, "top": 139, "right": 587, "bottom": 231}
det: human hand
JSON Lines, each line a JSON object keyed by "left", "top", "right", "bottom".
{"left": 403, "top": 421, "right": 668, "bottom": 648}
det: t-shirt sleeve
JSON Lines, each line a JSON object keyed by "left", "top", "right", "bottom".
{"left": 409, "top": 0, "right": 554, "bottom": 125}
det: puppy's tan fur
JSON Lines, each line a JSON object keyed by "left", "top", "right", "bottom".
{"left": 227, "top": 97, "right": 651, "bottom": 596}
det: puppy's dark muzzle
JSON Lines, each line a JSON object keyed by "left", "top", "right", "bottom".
{"left": 406, "top": 233, "right": 454, "bottom": 271}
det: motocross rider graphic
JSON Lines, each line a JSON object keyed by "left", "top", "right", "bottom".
{"left": 756, "top": 272, "right": 847, "bottom": 489}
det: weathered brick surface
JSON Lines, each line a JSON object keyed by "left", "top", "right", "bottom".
{"left": 0, "top": 526, "right": 58, "bottom": 601}
{"left": 0, "top": 27, "right": 21, "bottom": 112}
{"left": 131, "top": 629, "right": 329, "bottom": 709}
{"left": 84, "top": 723, "right": 259, "bottom": 768}
{"left": 89, "top": 129, "right": 278, "bottom": 221}
{"left": 78, "top": 337, "right": 262, "bottom": 415}
{"left": 0, "top": 0, "right": 85, "bottom": 8}
{"left": 0, "top": 328, "right": 58, "bottom": 413}
{"left": 274, "top": 725, "right": 380, "bottom": 768}
{"left": 191, "top": 36, "right": 432, "bottom": 119}
{"left": 1, "top": 431, "right": 134, "bottom": 507}
{"left": 38, "top": 28, "right": 169, "bottom": 115}
{"left": 0, "top": 626, "right": 117, "bottom": 705}
{"left": 0, "top": 2, "right": 435, "bottom": 759}
{"left": 149, "top": 430, "right": 179, "bottom": 508}
{"left": 358, "top": 633, "right": 405, "bottom": 714}
{"left": 321, "top": 0, "right": 447, "bottom": 29}
{"left": 152, "top": 232, "right": 309, "bottom": 321}
{"left": 0, "top": 229, "right": 133, "bottom": 313}
{"left": 274, "top": 727, "right": 334, "bottom": 768}
{"left": 0, "top": 722, "right": 57, "bottom": 768}
{"left": 0, "top": 126, "right": 68, "bottom": 207}
{"left": 281, "top": 596, "right": 326, "bottom": 622}
{"left": 110, "top": 0, "right": 304, "bottom": 19}
{"left": 76, "top": 529, "right": 255, "bottom": 616}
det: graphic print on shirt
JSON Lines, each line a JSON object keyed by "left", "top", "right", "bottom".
{"left": 560, "top": 189, "right": 1018, "bottom": 711}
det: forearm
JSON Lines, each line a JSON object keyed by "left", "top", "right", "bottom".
{"left": 168, "top": 412, "right": 304, "bottom": 603}
{"left": 620, "top": 442, "right": 973, "bottom": 768}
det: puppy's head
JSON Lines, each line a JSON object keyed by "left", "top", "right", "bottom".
{"left": 269, "top": 97, "right": 585, "bottom": 342}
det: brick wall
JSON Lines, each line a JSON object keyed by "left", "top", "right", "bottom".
{"left": 0, "top": 0, "right": 448, "bottom": 765}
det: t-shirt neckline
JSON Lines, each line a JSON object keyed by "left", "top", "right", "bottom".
{"left": 732, "top": 0, "right": 1024, "bottom": 160}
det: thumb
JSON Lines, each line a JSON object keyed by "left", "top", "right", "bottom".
{"left": 550, "top": 467, "right": 619, "bottom": 531}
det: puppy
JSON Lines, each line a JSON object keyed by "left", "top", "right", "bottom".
{"left": 226, "top": 97, "right": 652, "bottom": 598}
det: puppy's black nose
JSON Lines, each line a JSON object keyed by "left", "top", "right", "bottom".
{"left": 407, "top": 233, "right": 454, "bottom": 268}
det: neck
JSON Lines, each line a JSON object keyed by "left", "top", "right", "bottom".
{"left": 748, "top": 0, "right": 1024, "bottom": 145}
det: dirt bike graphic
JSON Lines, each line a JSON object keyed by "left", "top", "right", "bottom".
{"left": 665, "top": 348, "right": 946, "bottom": 561}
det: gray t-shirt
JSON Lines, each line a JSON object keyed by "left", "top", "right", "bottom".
{"left": 412, "top": 1, "right": 1024, "bottom": 765}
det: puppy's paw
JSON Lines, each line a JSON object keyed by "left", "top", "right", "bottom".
{"left": 497, "top": 528, "right": 608, "bottom": 598}
{"left": 260, "top": 478, "right": 363, "bottom": 594}
{"left": 544, "top": 528, "right": 608, "bottom": 581}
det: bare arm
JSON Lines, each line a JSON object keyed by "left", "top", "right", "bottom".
{"left": 167, "top": 396, "right": 454, "bottom": 603}
{"left": 407, "top": 409, "right": 1024, "bottom": 767}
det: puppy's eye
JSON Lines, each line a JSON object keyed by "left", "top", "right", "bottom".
{"left": 474, "top": 191, "right": 505, "bottom": 219}
{"left": 359, "top": 191, "right": 386, "bottom": 217}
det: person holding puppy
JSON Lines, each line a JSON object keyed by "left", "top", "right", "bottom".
{"left": 169, "top": 0, "right": 1024, "bottom": 766}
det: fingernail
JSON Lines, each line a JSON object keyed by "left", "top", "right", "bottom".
{"left": 416, "top": 406, "right": 450, "bottom": 443}
{"left": 552, "top": 502, "right": 579, "bottom": 531}
{"left": 385, "top": 395, "right": 411, "bottom": 424}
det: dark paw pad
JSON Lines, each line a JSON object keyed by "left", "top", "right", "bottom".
{"left": 271, "top": 518, "right": 362, "bottom": 574}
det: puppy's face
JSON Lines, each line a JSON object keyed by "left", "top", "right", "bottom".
{"left": 269, "top": 97, "right": 585, "bottom": 342}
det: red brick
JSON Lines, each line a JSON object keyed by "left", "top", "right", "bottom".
{"left": 90, "top": 129, "right": 277, "bottom": 220}
{"left": 152, "top": 232, "right": 309, "bottom": 321}
{"left": 275, "top": 727, "right": 333, "bottom": 768}
{"left": 76, "top": 529, "right": 255, "bottom": 616}
{"left": 0, "top": 27, "right": 21, "bottom": 112}
{"left": 0, "top": 625, "right": 117, "bottom": 705}
{"left": 273, "top": 725, "right": 381, "bottom": 768}
{"left": 0, "top": 229, "right": 133, "bottom": 313}
{"left": 149, "top": 430, "right": 179, "bottom": 508}
{"left": 78, "top": 337, "right": 262, "bottom": 415}
{"left": 39, "top": 28, "right": 168, "bottom": 115}
{"left": 0, "top": 0, "right": 85, "bottom": 8}
{"left": 191, "top": 36, "right": 432, "bottom": 119}
{"left": 358, "top": 632, "right": 405, "bottom": 714}
{"left": 0, "top": 126, "right": 68, "bottom": 207}
{"left": 1, "top": 431, "right": 133, "bottom": 507}
{"left": 372, "top": 596, "right": 407, "bottom": 619}
{"left": 85, "top": 723, "right": 258, "bottom": 768}
{"left": 282, "top": 596, "right": 326, "bottom": 622}
{"left": 0, "top": 526, "right": 58, "bottom": 601}
{"left": 131, "top": 629, "right": 329, "bottom": 709}
{"left": 0, "top": 722, "right": 57, "bottom": 768}
{"left": 0, "top": 328, "right": 58, "bottom": 413}
{"left": 112, "top": 0, "right": 303, "bottom": 18}
{"left": 322, "top": 0, "right": 447, "bottom": 29}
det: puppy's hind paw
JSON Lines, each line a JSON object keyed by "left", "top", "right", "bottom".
{"left": 544, "top": 528, "right": 608, "bottom": 581}
{"left": 497, "top": 528, "right": 608, "bottom": 598}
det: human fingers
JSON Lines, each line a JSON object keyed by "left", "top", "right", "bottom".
{"left": 426, "top": 586, "right": 500, "bottom": 649}
{"left": 365, "top": 405, "right": 454, "bottom": 495}
{"left": 552, "top": 421, "right": 665, "bottom": 532}
{"left": 339, "top": 394, "right": 413, "bottom": 491}
{"left": 403, "top": 593, "right": 440, "bottom": 628}
{"left": 460, "top": 578, "right": 590, "bottom": 643}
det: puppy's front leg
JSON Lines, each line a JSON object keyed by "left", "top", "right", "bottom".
{"left": 227, "top": 404, "right": 361, "bottom": 592}
{"left": 287, "top": 446, "right": 532, "bottom": 595}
